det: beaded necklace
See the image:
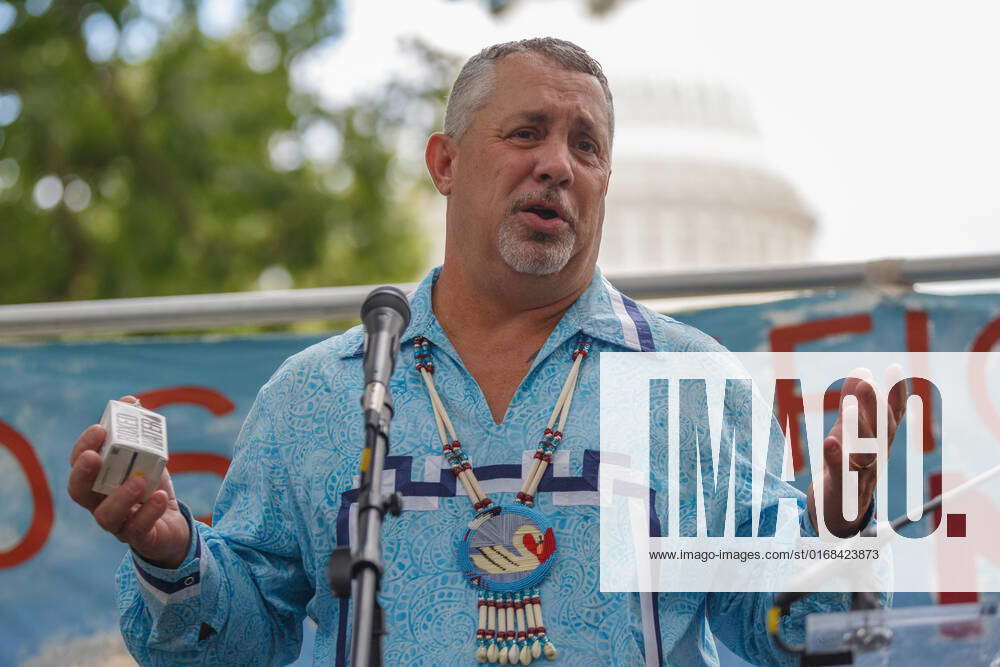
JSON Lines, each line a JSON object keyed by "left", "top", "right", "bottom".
{"left": 413, "top": 335, "right": 592, "bottom": 665}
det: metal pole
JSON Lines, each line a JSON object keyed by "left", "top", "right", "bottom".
{"left": 2, "top": 253, "right": 1000, "bottom": 337}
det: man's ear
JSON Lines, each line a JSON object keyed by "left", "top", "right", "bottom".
{"left": 425, "top": 132, "right": 457, "bottom": 196}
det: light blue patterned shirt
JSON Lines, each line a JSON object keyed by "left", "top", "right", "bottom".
{"left": 116, "top": 267, "right": 853, "bottom": 665}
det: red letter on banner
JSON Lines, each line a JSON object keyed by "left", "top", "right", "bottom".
{"left": 969, "top": 315, "right": 1000, "bottom": 451}
{"left": 0, "top": 422, "right": 54, "bottom": 568}
{"left": 769, "top": 314, "right": 873, "bottom": 472}
{"left": 905, "top": 310, "right": 938, "bottom": 453}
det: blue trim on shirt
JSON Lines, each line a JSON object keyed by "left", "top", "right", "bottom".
{"left": 620, "top": 293, "right": 655, "bottom": 352}
{"left": 336, "top": 598, "right": 348, "bottom": 667}
{"left": 651, "top": 593, "right": 664, "bottom": 662}
{"left": 134, "top": 561, "right": 201, "bottom": 594}
{"left": 332, "top": 449, "right": 665, "bottom": 547}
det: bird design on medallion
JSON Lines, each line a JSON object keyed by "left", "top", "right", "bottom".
{"left": 471, "top": 524, "right": 557, "bottom": 574}
{"left": 461, "top": 505, "right": 558, "bottom": 589}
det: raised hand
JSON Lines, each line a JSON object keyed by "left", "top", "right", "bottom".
{"left": 808, "top": 366, "right": 907, "bottom": 538}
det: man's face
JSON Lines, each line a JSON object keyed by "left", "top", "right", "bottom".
{"left": 445, "top": 52, "right": 612, "bottom": 277}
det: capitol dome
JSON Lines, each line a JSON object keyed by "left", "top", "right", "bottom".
{"left": 599, "top": 79, "right": 817, "bottom": 274}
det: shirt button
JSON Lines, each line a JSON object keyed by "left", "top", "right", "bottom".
{"left": 184, "top": 576, "right": 195, "bottom": 586}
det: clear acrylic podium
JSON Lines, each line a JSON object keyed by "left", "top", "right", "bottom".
{"left": 801, "top": 602, "right": 1000, "bottom": 665}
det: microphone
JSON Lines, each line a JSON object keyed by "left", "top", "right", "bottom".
{"left": 360, "top": 286, "right": 410, "bottom": 423}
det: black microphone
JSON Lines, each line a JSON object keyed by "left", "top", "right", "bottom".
{"left": 360, "top": 286, "right": 410, "bottom": 423}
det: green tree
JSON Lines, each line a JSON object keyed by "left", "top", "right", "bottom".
{"left": 0, "top": 0, "right": 458, "bottom": 304}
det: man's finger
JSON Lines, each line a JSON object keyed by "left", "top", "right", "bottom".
{"left": 845, "top": 367, "right": 874, "bottom": 394}
{"left": 92, "top": 476, "right": 147, "bottom": 537}
{"left": 118, "top": 490, "right": 168, "bottom": 545}
{"left": 885, "top": 364, "right": 905, "bottom": 405}
{"left": 841, "top": 399, "right": 877, "bottom": 470}
{"left": 823, "top": 434, "right": 844, "bottom": 482}
{"left": 156, "top": 469, "right": 177, "bottom": 501}
{"left": 67, "top": 450, "right": 107, "bottom": 511}
{"left": 840, "top": 394, "right": 875, "bottom": 440}
{"left": 69, "top": 424, "right": 106, "bottom": 466}
{"left": 885, "top": 364, "right": 907, "bottom": 435}
{"left": 840, "top": 369, "right": 878, "bottom": 440}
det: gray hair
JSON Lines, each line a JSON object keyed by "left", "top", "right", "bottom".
{"left": 443, "top": 37, "right": 614, "bottom": 144}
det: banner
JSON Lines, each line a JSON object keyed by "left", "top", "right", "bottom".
{"left": 2, "top": 288, "right": 999, "bottom": 664}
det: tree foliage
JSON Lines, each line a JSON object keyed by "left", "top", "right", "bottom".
{"left": 0, "top": 0, "right": 459, "bottom": 304}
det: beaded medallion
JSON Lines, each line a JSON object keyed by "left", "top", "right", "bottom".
{"left": 460, "top": 504, "right": 556, "bottom": 591}
{"left": 413, "top": 336, "right": 591, "bottom": 665}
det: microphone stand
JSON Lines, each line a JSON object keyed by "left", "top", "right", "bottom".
{"left": 328, "top": 394, "right": 403, "bottom": 667}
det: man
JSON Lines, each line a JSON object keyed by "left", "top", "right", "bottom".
{"left": 68, "top": 38, "right": 899, "bottom": 665}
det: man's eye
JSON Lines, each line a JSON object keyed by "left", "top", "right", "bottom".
{"left": 513, "top": 129, "right": 536, "bottom": 140}
{"left": 577, "top": 139, "right": 596, "bottom": 153}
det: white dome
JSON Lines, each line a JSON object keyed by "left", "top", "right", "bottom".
{"left": 600, "top": 79, "right": 817, "bottom": 273}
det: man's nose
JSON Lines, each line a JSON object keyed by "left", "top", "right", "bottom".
{"left": 532, "top": 139, "right": 574, "bottom": 187}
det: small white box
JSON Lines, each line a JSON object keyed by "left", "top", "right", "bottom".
{"left": 91, "top": 400, "right": 169, "bottom": 500}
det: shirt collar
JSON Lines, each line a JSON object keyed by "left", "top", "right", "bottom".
{"left": 337, "top": 265, "right": 646, "bottom": 360}
{"left": 336, "top": 268, "right": 443, "bottom": 360}
{"left": 559, "top": 268, "right": 647, "bottom": 352}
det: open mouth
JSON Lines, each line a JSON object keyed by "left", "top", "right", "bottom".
{"left": 524, "top": 206, "right": 559, "bottom": 220}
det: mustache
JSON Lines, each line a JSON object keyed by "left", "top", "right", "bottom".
{"left": 508, "top": 190, "right": 577, "bottom": 229}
